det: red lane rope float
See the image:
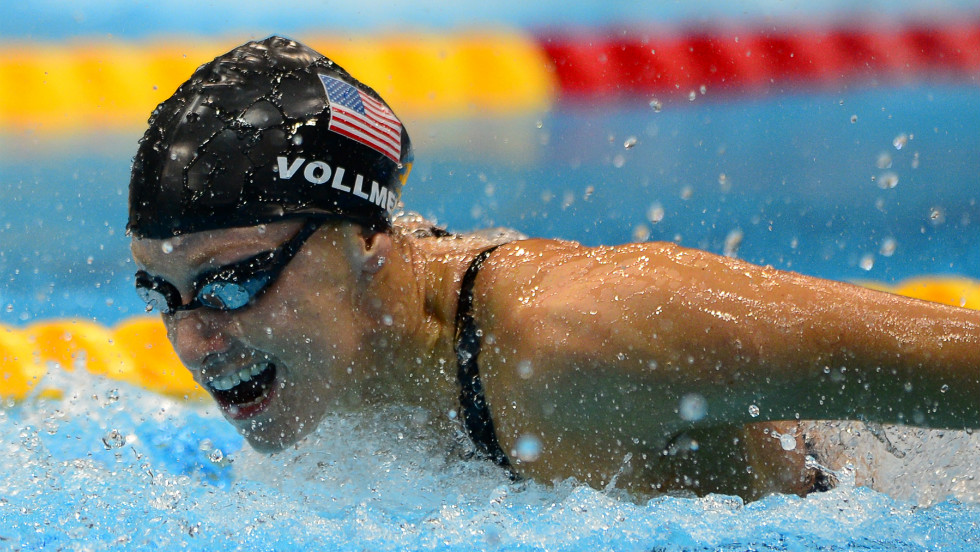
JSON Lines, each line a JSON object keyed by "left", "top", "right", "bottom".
{"left": 539, "top": 19, "right": 980, "bottom": 100}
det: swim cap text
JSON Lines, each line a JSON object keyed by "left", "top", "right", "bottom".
{"left": 276, "top": 156, "right": 397, "bottom": 212}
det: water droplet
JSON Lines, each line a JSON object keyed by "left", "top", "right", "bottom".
{"left": 647, "top": 203, "right": 665, "bottom": 223}
{"left": 612, "top": 154, "right": 626, "bottom": 168}
{"left": 292, "top": 134, "right": 304, "bottom": 146}
{"left": 718, "top": 173, "right": 731, "bottom": 192}
{"left": 517, "top": 360, "right": 533, "bottom": 379}
{"left": 699, "top": 85, "right": 707, "bottom": 95}
{"left": 688, "top": 90, "right": 697, "bottom": 102}
{"left": 103, "top": 388, "right": 120, "bottom": 406}
{"left": 679, "top": 393, "right": 707, "bottom": 421}
{"left": 623, "top": 136, "right": 638, "bottom": 149}
{"left": 382, "top": 314, "right": 393, "bottom": 326}
{"left": 877, "top": 172, "right": 899, "bottom": 189}
{"left": 208, "top": 448, "right": 224, "bottom": 463}
{"left": 940, "top": 384, "right": 949, "bottom": 394}
{"left": 513, "top": 434, "right": 542, "bottom": 462}
{"left": 723, "top": 229, "right": 744, "bottom": 258}
{"left": 929, "top": 207, "right": 945, "bottom": 225}
{"left": 680, "top": 186, "right": 693, "bottom": 200}
{"left": 632, "top": 224, "right": 650, "bottom": 242}
{"left": 876, "top": 152, "right": 892, "bottom": 169}
{"left": 748, "top": 404, "right": 760, "bottom": 417}
{"left": 904, "top": 381, "right": 914, "bottom": 392}
{"left": 649, "top": 98, "right": 663, "bottom": 112}
{"left": 850, "top": 114, "right": 858, "bottom": 123}
{"left": 161, "top": 241, "right": 174, "bottom": 254}
{"left": 779, "top": 433, "right": 797, "bottom": 451}
{"left": 879, "top": 237, "right": 897, "bottom": 257}
{"left": 535, "top": 120, "right": 543, "bottom": 129}
{"left": 102, "top": 429, "right": 125, "bottom": 449}
{"left": 859, "top": 254, "right": 875, "bottom": 271}
{"left": 893, "top": 133, "right": 908, "bottom": 150}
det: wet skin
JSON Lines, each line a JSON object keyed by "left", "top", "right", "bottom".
{"left": 131, "top": 221, "right": 383, "bottom": 451}
{"left": 132, "top": 222, "right": 980, "bottom": 499}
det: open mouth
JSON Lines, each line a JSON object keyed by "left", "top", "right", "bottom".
{"left": 206, "top": 362, "right": 278, "bottom": 419}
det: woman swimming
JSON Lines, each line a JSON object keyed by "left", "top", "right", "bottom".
{"left": 128, "top": 36, "right": 980, "bottom": 500}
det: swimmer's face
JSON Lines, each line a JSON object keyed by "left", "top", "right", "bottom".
{"left": 131, "top": 221, "right": 371, "bottom": 452}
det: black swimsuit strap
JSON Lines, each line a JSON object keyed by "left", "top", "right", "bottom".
{"left": 454, "top": 244, "right": 511, "bottom": 468}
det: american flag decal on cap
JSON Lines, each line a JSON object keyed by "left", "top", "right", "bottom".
{"left": 319, "top": 74, "right": 402, "bottom": 163}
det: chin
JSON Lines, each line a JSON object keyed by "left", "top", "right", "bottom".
{"left": 238, "top": 420, "right": 317, "bottom": 453}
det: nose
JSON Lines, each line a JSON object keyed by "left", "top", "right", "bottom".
{"left": 165, "top": 310, "right": 233, "bottom": 371}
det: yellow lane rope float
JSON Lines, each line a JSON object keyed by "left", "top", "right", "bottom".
{"left": 0, "top": 32, "right": 556, "bottom": 133}
{"left": 1, "top": 276, "right": 978, "bottom": 401}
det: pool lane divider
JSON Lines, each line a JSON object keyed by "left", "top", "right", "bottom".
{"left": 0, "top": 32, "right": 556, "bottom": 133}
{"left": 1, "top": 275, "right": 978, "bottom": 401}
{"left": 1, "top": 20, "right": 979, "bottom": 133}
{"left": 541, "top": 19, "right": 980, "bottom": 101}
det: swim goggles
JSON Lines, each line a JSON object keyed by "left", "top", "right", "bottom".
{"left": 135, "top": 220, "right": 322, "bottom": 314}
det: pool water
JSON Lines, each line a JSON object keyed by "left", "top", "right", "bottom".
{"left": 3, "top": 371, "right": 980, "bottom": 550}
{"left": 2, "top": 85, "right": 980, "bottom": 550}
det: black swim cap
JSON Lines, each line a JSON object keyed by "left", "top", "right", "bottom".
{"left": 128, "top": 36, "right": 412, "bottom": 239}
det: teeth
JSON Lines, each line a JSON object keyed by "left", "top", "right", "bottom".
{"left": 209, "top": 363, "right": 270, "bottom": 391}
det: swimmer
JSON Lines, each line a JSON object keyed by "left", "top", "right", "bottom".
{"left": 129, "top": 36, "right": 980, "bottom": 500}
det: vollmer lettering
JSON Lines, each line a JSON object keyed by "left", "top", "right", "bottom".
{"left": 276, "top": 156, "right": 396, "bottom": 211}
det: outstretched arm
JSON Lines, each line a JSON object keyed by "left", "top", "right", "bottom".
{"left": 478, "top": 239, "right": 979, "bottom": 484}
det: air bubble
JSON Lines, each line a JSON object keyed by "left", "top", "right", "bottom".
{"left": 161, "top": 241, "right": 174, "bottom": 254}
{"left": 649, "top": 98, "right": 663, "bottom": 112}
{"left": 748, "top": 404, "right": 760, "bottom": 417}
{"left": 623, "top": 136, "right": 638, "bottom": 149}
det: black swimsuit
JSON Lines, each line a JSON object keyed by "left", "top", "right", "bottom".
{"left": 454, "top": 244, "right": 512, "bottom": 468}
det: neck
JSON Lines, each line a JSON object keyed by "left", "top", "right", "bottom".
{"left": 358, "top": 230, "right": 494, "bottom": 415}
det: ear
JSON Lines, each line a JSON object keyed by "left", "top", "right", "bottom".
{"left": 351, "top": 230, "right": 392, "bottom": 275}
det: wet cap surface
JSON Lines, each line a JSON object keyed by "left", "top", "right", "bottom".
{"left": 128, "top": 36, "right": 413, "bottom": 239}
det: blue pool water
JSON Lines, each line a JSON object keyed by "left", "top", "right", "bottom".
{"left": 2, "top": 84, "right": 980, "bottom": 550}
